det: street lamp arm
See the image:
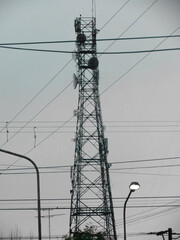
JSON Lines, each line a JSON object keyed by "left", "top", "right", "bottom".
{"left": 123, "top": 190, "right": 133, "bottom": 240}
{"left": 0, "top": 148, "right": 42, "bottom": 240}
{"left": 0, "top": 148, "right": 37, "bottom": 171}
{"left": 124, "top": 190, "right": 133, "bottom": 209}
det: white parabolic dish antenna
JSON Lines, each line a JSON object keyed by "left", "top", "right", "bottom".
{"left": 73, "top": 73, "right": 78, "bottom": 89}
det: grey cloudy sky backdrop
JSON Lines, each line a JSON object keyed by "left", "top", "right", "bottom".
{"left": 0, "top": 0, "right": 180, "bottom": 239}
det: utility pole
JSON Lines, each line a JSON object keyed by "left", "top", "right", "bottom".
{"left": 168, "top": 228, "right": 172, "bottom": 240}
{"left": 69, "top": 16, "right": 117, "bottom": 240}
{"left": 37, "top": 209, "right": 64, "bottom": 240}
{"left": 155, "top": 228, "right": 172, "bottom": 240}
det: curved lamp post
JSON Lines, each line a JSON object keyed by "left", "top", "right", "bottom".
{"left": 0, "top": 148, "right": 42, "bottom": 240}
{"left": 123, "top": 182, "right": 140, "bottom": 240}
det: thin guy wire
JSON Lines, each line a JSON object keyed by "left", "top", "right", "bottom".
{"left": 0, "top": 80, "right": 73, "bottom": 148}
{"left": 99, "top": 0, "right": 131, "bottom": 31}
{"left": 0, "top": 58, "right": 73, "bottom": 135}
{"left": 100, "top": 25, "right": 180, "bottom": 95}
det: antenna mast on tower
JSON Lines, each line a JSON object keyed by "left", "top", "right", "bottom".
{"left": 69, "top": 16, "right": 117, "bottom": 240}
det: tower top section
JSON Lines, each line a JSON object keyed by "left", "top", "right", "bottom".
{"left": 73, "top": 16, "right": 99, "bottom": 83}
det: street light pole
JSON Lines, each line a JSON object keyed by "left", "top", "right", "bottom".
{"left": 123, "top": 190, "right": 133, "bottom": 240}
{"left": 123, "top": 182, "right": 140, "bottom": 240}
{"left": 0, "top": 148, "right": 42, "bottom": 240}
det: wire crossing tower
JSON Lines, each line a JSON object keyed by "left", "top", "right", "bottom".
{"left": 69, "top": 16, "right": 117, "bottom": 240}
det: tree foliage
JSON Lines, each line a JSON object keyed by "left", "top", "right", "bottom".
{"left": 63, "top": 225, "right": 106, "bottom": 240}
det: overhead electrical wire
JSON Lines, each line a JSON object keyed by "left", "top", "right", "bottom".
{"left": 3, "top": 120, "right": 180, "bottom": 125}
{"left": 1, "top": 162, "right": 180, "bottom": 176}
{"left": 3, "top": 131, "right": 180, "bottom": 134}
{"left": 116, "top": 198, "right": 180, "bottom": 227}
{"left": 0, "top": 116, "right": 74, "bottom": 175}
{"left": 117, "top": 206, "right": 180, "bottom": 228}
{"left": 3, "top": 122, "right": 180, "bottom": 128}
{"left": 0, "top": 204, "right": 180, "bottom": 211}
{"left": 0, "top": 170, "right": 172, "bottom": 176}
{"left": 0, "top": 44, "right": 179, "bottom": 54}
{"left": 124, "top": 205, "right": 180, "bottom": 226}
{"left": 1, "top": 167, "right": 180, "bottom": 176}
{"left": 0, "top": 195, "right": 180, "bottom": 203}
{"left": 0, "top": 34, "right": 179, "bottom": 46}
{"left": 111, "top": 164, "right": 180, "bottom": 171}
{"left": 112, "top": 171, "right": 180, "bottom": 177}
{"left": 2, "top": 130, "right": 180, "bottom": 134}
{"left": 1, "top": 156, "right": 180, "bottom": 172}
{"left": 96, "top": 34, "right": 180, "bottom": 41}
{"left": 111, "top": 156, "right": 180, "bottom": 165}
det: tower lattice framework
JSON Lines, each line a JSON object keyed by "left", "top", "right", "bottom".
{"left": 69, "top": 16, "right": 117, "bottom": 240}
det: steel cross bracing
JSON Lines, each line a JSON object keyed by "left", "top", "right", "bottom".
{"left": 69, "top": 16, "right": 117, "bottom": 240}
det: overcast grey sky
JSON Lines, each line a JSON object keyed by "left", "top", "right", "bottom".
{"left": 0, "top": 0, "right": 180, "bottom": 239}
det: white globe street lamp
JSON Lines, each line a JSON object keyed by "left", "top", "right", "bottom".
{"left": 123, "top": 182, "right": 140, "bottom": 240}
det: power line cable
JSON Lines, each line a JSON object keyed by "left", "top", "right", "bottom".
{"left": 0, "top": 34, "right": 179, "bottom": 46}
{"left": 0, "top": 204, "right": 180, "bottom": 211}
{"left": 1, "top": 170, "right": 180, "bottom": 177}
{"left": 97, "top": 34, "right": 180, "bottom": 42}
{"left": 1, "top": 164, "right": 180, "bottom": 176}
{"left": 0, "top": 155, "right": 180, "bottom": 172}
{"left": 116, "top": 198, "right": 180, "bottom": 227}
{"left": 3, "top": 130, "right": 180, "bottom": 134}
{"left": 111, "top": 156, "right": 180, "bottom": 165}
{"left": 2, "top": 120, "right": 180, "bottom": 124}
{"left": 117, "top": 206, "right": 179, "bottom": 227}
{"left": 112, "top": 171, "right": 180, "bottom": 177}
{"left": 1, "top": 45, "right": 179, "bottom": 54}
{"left": 111, "top": 164, "right": 180, "bottom": 171}
{"left": 0, "top": 195, "right": 180, "bottom": 202}
{"left": 3, "top": 123, "right": 180, "bottom": 128}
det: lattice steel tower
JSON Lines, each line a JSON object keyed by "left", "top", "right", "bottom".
{"left": 69, "top": 16, "right": 117, "bottom": 240}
